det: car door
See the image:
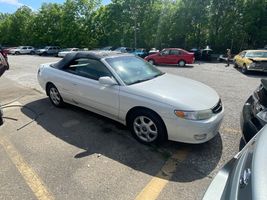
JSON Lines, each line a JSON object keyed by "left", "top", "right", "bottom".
{"left": 20, "top": 46, "right": 28, "bottom": 54}
{"left": 157, "top": 49, "right": 171, "bottom": 64}
{"left": 169, "top": 50, "right": 181, "bottom": 64}
{"left": 63, "top": 58, "right": 120, "bottom": 118}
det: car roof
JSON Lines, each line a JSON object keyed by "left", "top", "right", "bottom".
{"left": 163, "top": 48, "right": 184, "bottom": 51}
{"left": 243, "top": 50, "right": 267, "bottom": 53}
{"left": 52, "top": 51, "right": 126, "bottom": 69}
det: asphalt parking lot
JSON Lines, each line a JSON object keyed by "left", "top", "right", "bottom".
{"left": 0, "top": 55, "right": 266, "bottom": 200}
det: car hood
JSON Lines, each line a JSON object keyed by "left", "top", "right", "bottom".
{"left": 127, "top": 73, "right": 220, "bottom": 110}
{"left": 248, "top": 57, "right": 267, "bottom": 61}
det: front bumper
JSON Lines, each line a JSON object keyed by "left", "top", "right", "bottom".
{"left": 247, "top": 64, "right": 267, "bottom": 72}
{"left": 240, "top": 96, "right": 265, "bottom": 143}
{"left": 163, "top": 107, "right": 224, "bottom": 144}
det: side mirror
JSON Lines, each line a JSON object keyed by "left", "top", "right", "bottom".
{"left": 99, "top": 76, "right": 117, "bottom": 86}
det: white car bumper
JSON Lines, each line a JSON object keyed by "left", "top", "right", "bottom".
{"left": 163, "top": 107, "right": 224, "bottom": 143}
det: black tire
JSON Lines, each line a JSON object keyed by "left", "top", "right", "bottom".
{"left": 178, "top": 60, "right": 186, "bottom": 67}
{"left": 47, "top": 84, "right": 64, "bottom": 107}
{"left": 241, "top": 64, "right": 248, "bottom": 74}
{"left": 30, "top": 51, "right": 35, "bottom": 55}
{"left": 128, "top": 109, "right": 167, "bottom": 145}
{"left": 233, "top": 60, "right": 238, "bottom": 68}
{"left": 42, "top": 52, "right": 48, "bottom": 56}
{"left": 148, "top": 59, "right": 155, "bottom": 65}
{"left": 15, "top": 51, "right": 20, "bottom": 55}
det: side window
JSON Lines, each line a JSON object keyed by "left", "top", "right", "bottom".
{"left": 66, "top": 58, "right": 112, "bottom": 80}
{"left": 22, "top": 47, "right": 27, "bottom": 49}
{"left": 170, "top": 50, "right": 180, "bottom": 55}
{"left": 240, "top": 52, "right": 246, "bottom": 57}
{"left": 161, "top": 50, "right": 170, "bottom": 55}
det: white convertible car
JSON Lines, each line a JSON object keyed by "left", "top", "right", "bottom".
{"left": 37, "top": 51, "right": 224, "bottom": 144}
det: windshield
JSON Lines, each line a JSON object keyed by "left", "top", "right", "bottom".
{"left": 246, "top": 51, "right": 267, "bottom": 58}
{"left": 106, "top": 56, "right": 164, "bottom": 85}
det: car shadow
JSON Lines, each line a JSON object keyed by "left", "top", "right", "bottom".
{"left": 234, "top": 68, "right": 267, "bottom": 78}
{"left": 21, "top": 98, "right": 222, "bottom": 182}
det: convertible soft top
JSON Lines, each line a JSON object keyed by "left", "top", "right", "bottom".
{"left": 52, "top": 51, "right": 124, "bottom": 69}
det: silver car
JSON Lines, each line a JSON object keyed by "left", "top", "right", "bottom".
{"left": 37, "top": 51, "right": 224, "bottom": 145}
{"left": 203, "top": 125, "right": 267, "bottom": 200}
{"left": 10, "top": 46, "right": 35, "bottom": 55}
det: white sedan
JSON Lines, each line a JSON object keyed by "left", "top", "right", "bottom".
{"left": 37, "top": 51, "right": 224, "bottom": 145}
{"left": 58, "top": 48, "right": 79, "bottom": 57}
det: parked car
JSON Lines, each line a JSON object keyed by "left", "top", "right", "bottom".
{"left": 200, "top": 46, "right": 213, "bottom": 61}
{"left": 217, "top": 54, "right": 234, "bottom": 63}
{"left": 37, "top": 51, "right": 223, "bottom": 145}
{"left": 144, "top": 48, "right": 195, "bottom": 67}
{"left": 240, "top": 79, "right": 267, "bottom": 143}
{"left": 148, "top": 48, "right": 159, "bottom": 55}
{"left": 203, "top": 125, "right": 267, "bottom": 200}
{"left": 9, "top": 46, "right": 35, "bottom": 55}
{"left": 36, "top": 46, "right": 61, "bottom": 56}
{"left": 114, "top": 47, "right": 134, "bottom": 53}
{"left": 0, "top": 50, "right": 9, "bottom": 126}
{"left": 189, "top": 48, "right": 201, "bottom": 60}
{"left": 133, "top": 48, "right": 148, "bottom": 58}
{"left": 233, "top": 50, "right": 267, "bottom": 74}
{"left": 100, "top": 46, "right": 117, "bottom": 51}
{"left": 58, "top": 48, "right": 79, "bottom": 57}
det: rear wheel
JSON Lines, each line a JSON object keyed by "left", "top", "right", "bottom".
{"left": 128, "top": 109, "right": 167, "bottom": 145}
{"left": 30, "top": 51, "right": 35, "bottom": 55}
{"left": 47, "top": 84, "right": 64, "bottom": 107}
{"left": 15, "top": 51, "right": 20, "bottom": 55}
{"left": 178, "top": 60, "right": 186, "bottom": 67}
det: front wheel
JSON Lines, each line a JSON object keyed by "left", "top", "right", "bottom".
{"left": 241, "top": 64, "right": 248, "bottom": 74}
{"left": 148, "top": 59, "right": 155, "bottom": 65}
{"left": 233, "top": 60, "right": 238, "bottom": 68}
{"left": 47, "top": 84, "right": 64, "bottom": 107}
{"left": 128, "top": 109, "right": 167, "bottom": 145}
{"left": 178, "top": 60, "right": 186, "bottom": 67}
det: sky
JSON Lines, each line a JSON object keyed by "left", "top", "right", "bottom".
{"left": 0, "top": 0, "right": 111, "bottom": 13}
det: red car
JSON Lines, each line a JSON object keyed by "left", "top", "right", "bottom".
{"left": 145, "top": 48, "right": 195, "bottom": 67}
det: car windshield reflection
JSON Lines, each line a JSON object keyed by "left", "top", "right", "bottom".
{"left": 105, "top": 56, "right": 164, "bottom": 85}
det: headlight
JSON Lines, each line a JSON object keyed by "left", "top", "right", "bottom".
{"left": 174, "top": 109, "right": 213, "bottom": 120}
{"left": 257, "top": 110, "right": 267, "bottom": 122}
{"left": 248, "top": 62, "right": 256, "bottom": 68}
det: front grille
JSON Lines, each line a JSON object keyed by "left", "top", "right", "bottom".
{"left": 212, "top": 99, "right": 223, "bottom": 114}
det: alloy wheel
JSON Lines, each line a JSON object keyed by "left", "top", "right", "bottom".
{"left": 133, "top": 116, "right": 158, "bottom": 142}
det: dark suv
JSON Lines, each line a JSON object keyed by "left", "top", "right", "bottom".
{"left": 241, "top": 79, "right": 267, "bottom": 142}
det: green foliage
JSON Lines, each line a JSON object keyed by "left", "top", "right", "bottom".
{"left": 0, "top": 0, "right": 266, "bottom": 53}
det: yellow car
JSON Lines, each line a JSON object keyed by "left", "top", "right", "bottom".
{"left": 233, "top": 50, "right": 267, "bottom": 73}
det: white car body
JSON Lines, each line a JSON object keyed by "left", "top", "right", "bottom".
{"left": 58, "top": 48, "right": 79, "bottom": 57}
{"left": 10, "top": 46, "right": 35, "bottom": 55}
{"left": 37, "top": 52, "right": 224, "bottom": 144}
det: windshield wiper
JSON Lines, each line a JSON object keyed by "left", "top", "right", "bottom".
{"left": 129, "top": 73, "right": 165, "bottom": 85}
{"left": 129, "top": 78, "right": 151, "bottom": 85}
{"left": 152, "top": 72, "right": 165, "bottom": 78}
